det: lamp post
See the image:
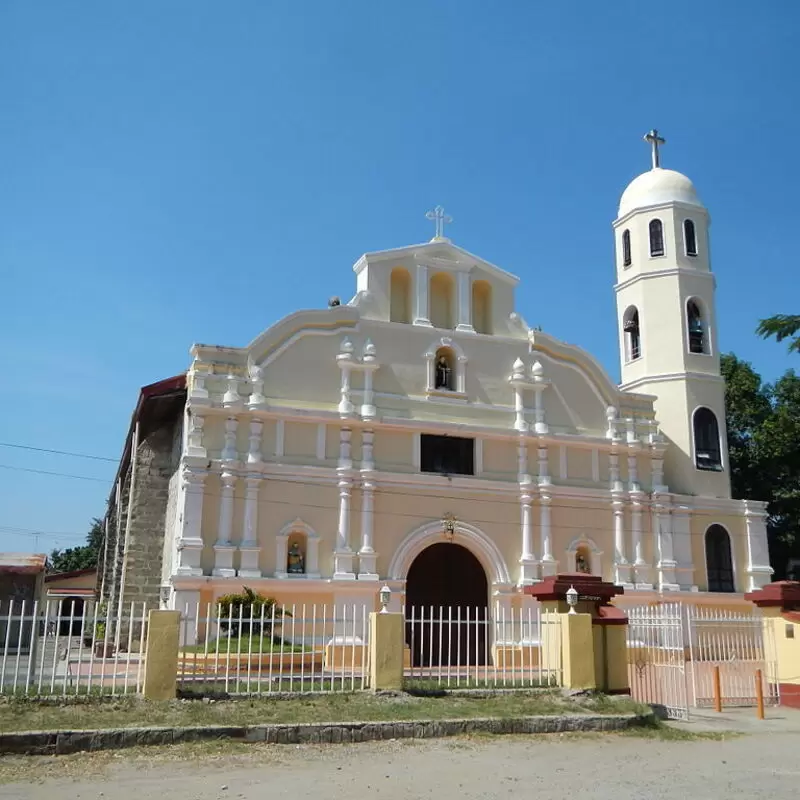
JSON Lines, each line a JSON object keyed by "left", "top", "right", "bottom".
{"left": 379, "top": 584, "right": 391, "bottom": 614}
{"left": 566, "top": 585, "right": 578, "bottom": 615}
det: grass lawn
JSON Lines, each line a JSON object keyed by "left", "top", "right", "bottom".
{"left": 0, "top": 691, "right": 649, "bottom": 733}
{"left": 182, "top": 635, "right": 307, "bottom": 654}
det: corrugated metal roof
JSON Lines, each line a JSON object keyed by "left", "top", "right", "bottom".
{"left": 0, "top": 553, "right": 47, "bottom": 574}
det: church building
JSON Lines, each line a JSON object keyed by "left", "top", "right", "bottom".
{"left": 98, "top": 131, "right": 773, "bottom": 621}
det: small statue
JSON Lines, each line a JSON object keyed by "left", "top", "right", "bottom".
{"left": 287, "top": 542, "right": 305, "bottom": 574}
{"left": 575, "top": 551, "right": 591, "bottom": 574}
{"left": 435, "top": 356, "right": 452, "bottom": 390}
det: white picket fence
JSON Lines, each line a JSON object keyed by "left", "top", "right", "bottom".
{"left": 176, "top": 603, "right": 370, "bottom": 694}
{"left": 627, "top": 602, "right": 779, "bottom": 720}
{"left": 0, "top": 599, "right": 148, "bottom": 696}
{"left": 404, "top": 605, "right": 563, "bottom": 688}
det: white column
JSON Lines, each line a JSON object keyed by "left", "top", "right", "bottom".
{"left": 627, "top": 453, "right": 639, "bottom": 492}
{"left": 539, "top": 492, "right": 556, "bottom": 576}
{"left": 653, "top": 494, "right": 679, "bottom": 591}
{"left": 518, "top": 488, "right": 537, "bottom": 586}
{"left": 612, "top": 495, "right": 631, "bottom": 586}
{"left": 337, "top": 339, "right": 355, "bottom": 417}
{"left": 221, "top": 418, "right": 239, "bottom": 462}
{"left": 338, "top": 427, "right": 352, "bottom": 470}
{"left": 358, "top": 479, "right": 378, "bottom": 580}
{"left": 513, "top": 387, "right": 526, "bottom": 432}
{"left": 744, "top": 501, "right": 773, "bottom": 591}
{"left": 222, "top": 372, "right": 242, "bottom": 409}
{"left": 609, "top": 452, "right": 623, "bottom": 493}
{"left": 651, "top": 452, "right": 666, "bottom": 492}
{"left": 175, "top": 470, "right": 204, "bottom": 576}
{"left": 455, "top": 271, "right": 474, "bottom": 333}
{"left": 334, "top": 420, "right": 356, "bottom": 580}
{"left": 247, "top": 420, "right": 263, "bottom": 464}
{"left": 531, "top": 362, "right": 548, "bottom": 434}
{"left": 213, "top": 471, "right": 237, "bottom": 577}
{"left": 247, "top": 365, "right": 267, "bottom": 410}
{"left": 517, "top": 439, "right": 529, "bottom": 483}
{"left": 631, "top": 492, "right": 650, "bottom": 588}
{"left": 361, "top": 341, "right": 378, "bottom": 420}
{"left": 414, "top": 264, "right": 431, "bottom": 326}
{"left": 537, "top": 446, "right": 551, "bottom": 486}
{"left": 186, "top": 412, "right": 206, "bottom": 458}
{"left": 238, "top": 476, "right": 262, "bottom": 578}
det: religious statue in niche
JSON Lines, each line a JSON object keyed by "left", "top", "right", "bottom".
{"left": 435, "top": 356, "right": 453, "bottom": 390}
{"left": 575, "top": 548, "right": 591, "bottom": 575}
{"left": 287, "top": 542, "right": 306, "bottom": 575}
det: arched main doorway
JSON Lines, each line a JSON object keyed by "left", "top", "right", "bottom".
{"left": 405, "top": 542, "right": 489, "bottom": 667}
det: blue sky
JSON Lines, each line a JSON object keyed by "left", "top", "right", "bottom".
{"left": 1, "top": 1, "right": 798, "bottom": 554}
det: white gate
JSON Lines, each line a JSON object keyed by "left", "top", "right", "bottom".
{"left": 626, "top": 602, "right": 780, "bottom": 720}
{"left": 626, "top": 603, "right": 689, "bottom": 720}
{"left": 686, "top": 605, "right": 779, "bottom": 708}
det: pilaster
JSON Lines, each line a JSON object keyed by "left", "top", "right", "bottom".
{"left": 174, "top": 470, "right": 205, "bottom": 577}
{"left": 653, "top": 493, "right": 679, "bottom": 591}
{"left": 455, "top": 270, "right": 475, "bottom": 333}
{"left": 212, "top": 471, "right": 237, "bottom": 578}
{"left": 413, "top": 263, "right": 432, "bottom": 326}
{"left": 238, "top": 476, "right": 262, "bottom": 578}
{"left": 744, "top": 500, "right": 774, "bottom": 591}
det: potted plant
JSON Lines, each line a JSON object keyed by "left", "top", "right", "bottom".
{"left": 93, "top": 622, "right": 115, "bottom": 659}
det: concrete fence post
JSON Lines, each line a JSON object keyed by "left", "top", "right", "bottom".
{"left": 368, "top": 610, "right": 404, "bottom": 691}
{"left": 143, "top": 609, "right": 181, "bottom": 700}
{"left": 560, "top": 612, "right": 596, "bottom": 690}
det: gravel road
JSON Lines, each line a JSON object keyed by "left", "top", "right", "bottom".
{"left": 2, "top": 730, "right": 800, "bottom": 800}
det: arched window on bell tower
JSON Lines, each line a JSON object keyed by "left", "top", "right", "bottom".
{"left": 686, "top": 298, "right": 709, "bottom": 354}
{"left": 623, "top": 306, "right": 641, "bottom": 362}
{"left": 693, "top": 407, "right": 722, "bottom": 471}
{"left": 684, "top": 219, "right": 698, "bottom": 257}
{"left": 622, "top": 229, "right": 632, "bottom": 267}
{"left": 649, "top": 219, "right": 665, "bottom": 257}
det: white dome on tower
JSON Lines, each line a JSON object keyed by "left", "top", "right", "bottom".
{"left": 618, "top": 167, "right": 704, "bottom": 218}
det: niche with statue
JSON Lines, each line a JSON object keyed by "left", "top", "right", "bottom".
{"left": 286, "top": 532, "right": 307, "bottom": 575}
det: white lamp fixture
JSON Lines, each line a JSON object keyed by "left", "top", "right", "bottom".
{"left": 379, "top": 584, "right": 391, "bottom": 613}
{"left": 566, "top": 585, "right": 578, "bottom": 615}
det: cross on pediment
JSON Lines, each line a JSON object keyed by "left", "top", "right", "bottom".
{"left": 425, "top": 205, "right": 453, "bottom": 241}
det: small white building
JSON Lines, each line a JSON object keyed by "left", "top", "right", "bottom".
{"left": 100, "top": 131, "right": 772, "bottom": 632}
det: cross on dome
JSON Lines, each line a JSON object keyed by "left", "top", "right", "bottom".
{"left": 643, "top": 129, "right": 666, "bottom": 170}
{"left": 425, "top": 205, "right": 453, "bottom": 242}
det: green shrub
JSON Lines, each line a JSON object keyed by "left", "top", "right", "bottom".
{"left": 216, "top": 587, "right": 288, "bottom": 637}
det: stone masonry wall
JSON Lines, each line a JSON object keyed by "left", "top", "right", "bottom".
{"left": 121, "top": 421, "right": 182, "bottom": 612}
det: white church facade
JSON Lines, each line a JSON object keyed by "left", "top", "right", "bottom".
{"left": 101, "top": 132, "right": 773, "bottom": 619}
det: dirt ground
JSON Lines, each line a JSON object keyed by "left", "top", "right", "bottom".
{"left": 2, "top": 729, "right": 800, "bottom": 800}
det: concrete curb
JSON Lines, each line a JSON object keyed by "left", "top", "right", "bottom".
{"left": 0, "top": 712, "right": 654, "bottom": 756}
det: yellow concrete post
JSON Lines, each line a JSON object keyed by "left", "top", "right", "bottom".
{"left": 143, "top": 610, "right": 181, "bottom": 701}
{"left": 602, "top": 625, "right": 630, "bottom": 693}
{"left": 560, "top": 612, "right": 596, "bottom": 690}
{"left": 369, "top": 611, "right": 404, "bottom": 691}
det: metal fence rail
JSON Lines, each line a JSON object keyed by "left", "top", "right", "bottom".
{"left": 686, "top": 605, "right": 780, "bottom": 708}
{"left": 177, "top": 603, "right": 369, "bottom": 694}
{"left": 403, "top": 605, "right": 563, "bottom": 688}
{"left": 0, "top": 599, "right": 148, "bottom": 696}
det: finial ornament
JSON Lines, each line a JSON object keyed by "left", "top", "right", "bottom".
{"left": 425, "top": 205, "right": 453, "bottom": 241}
{"left": 644, "top": 129, "right": 666, "bottom": 169}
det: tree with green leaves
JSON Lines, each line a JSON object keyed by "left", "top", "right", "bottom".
{"left": 48, "top": 517, "right": 103, "bottom": 574}
{"left": 721, "top": 354, "right": 800, "bottom": 579}
{"left": 757, "top": 314, "right": 800, "bottom": 354}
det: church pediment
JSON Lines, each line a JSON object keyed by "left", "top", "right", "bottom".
{"left": 354, "top": 240, "right": 519, "bottom": 286}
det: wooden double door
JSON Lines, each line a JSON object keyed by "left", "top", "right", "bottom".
{"left": 405, "top": 543, "right": 489, "bottom": 667}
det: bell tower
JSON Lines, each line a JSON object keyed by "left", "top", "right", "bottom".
{"left": 613, "top": 130, "right": 730, "bottom": 499}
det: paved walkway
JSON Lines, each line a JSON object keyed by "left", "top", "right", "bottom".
{"left": 675, "top": 705, "right": 800, "bottom": 734}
